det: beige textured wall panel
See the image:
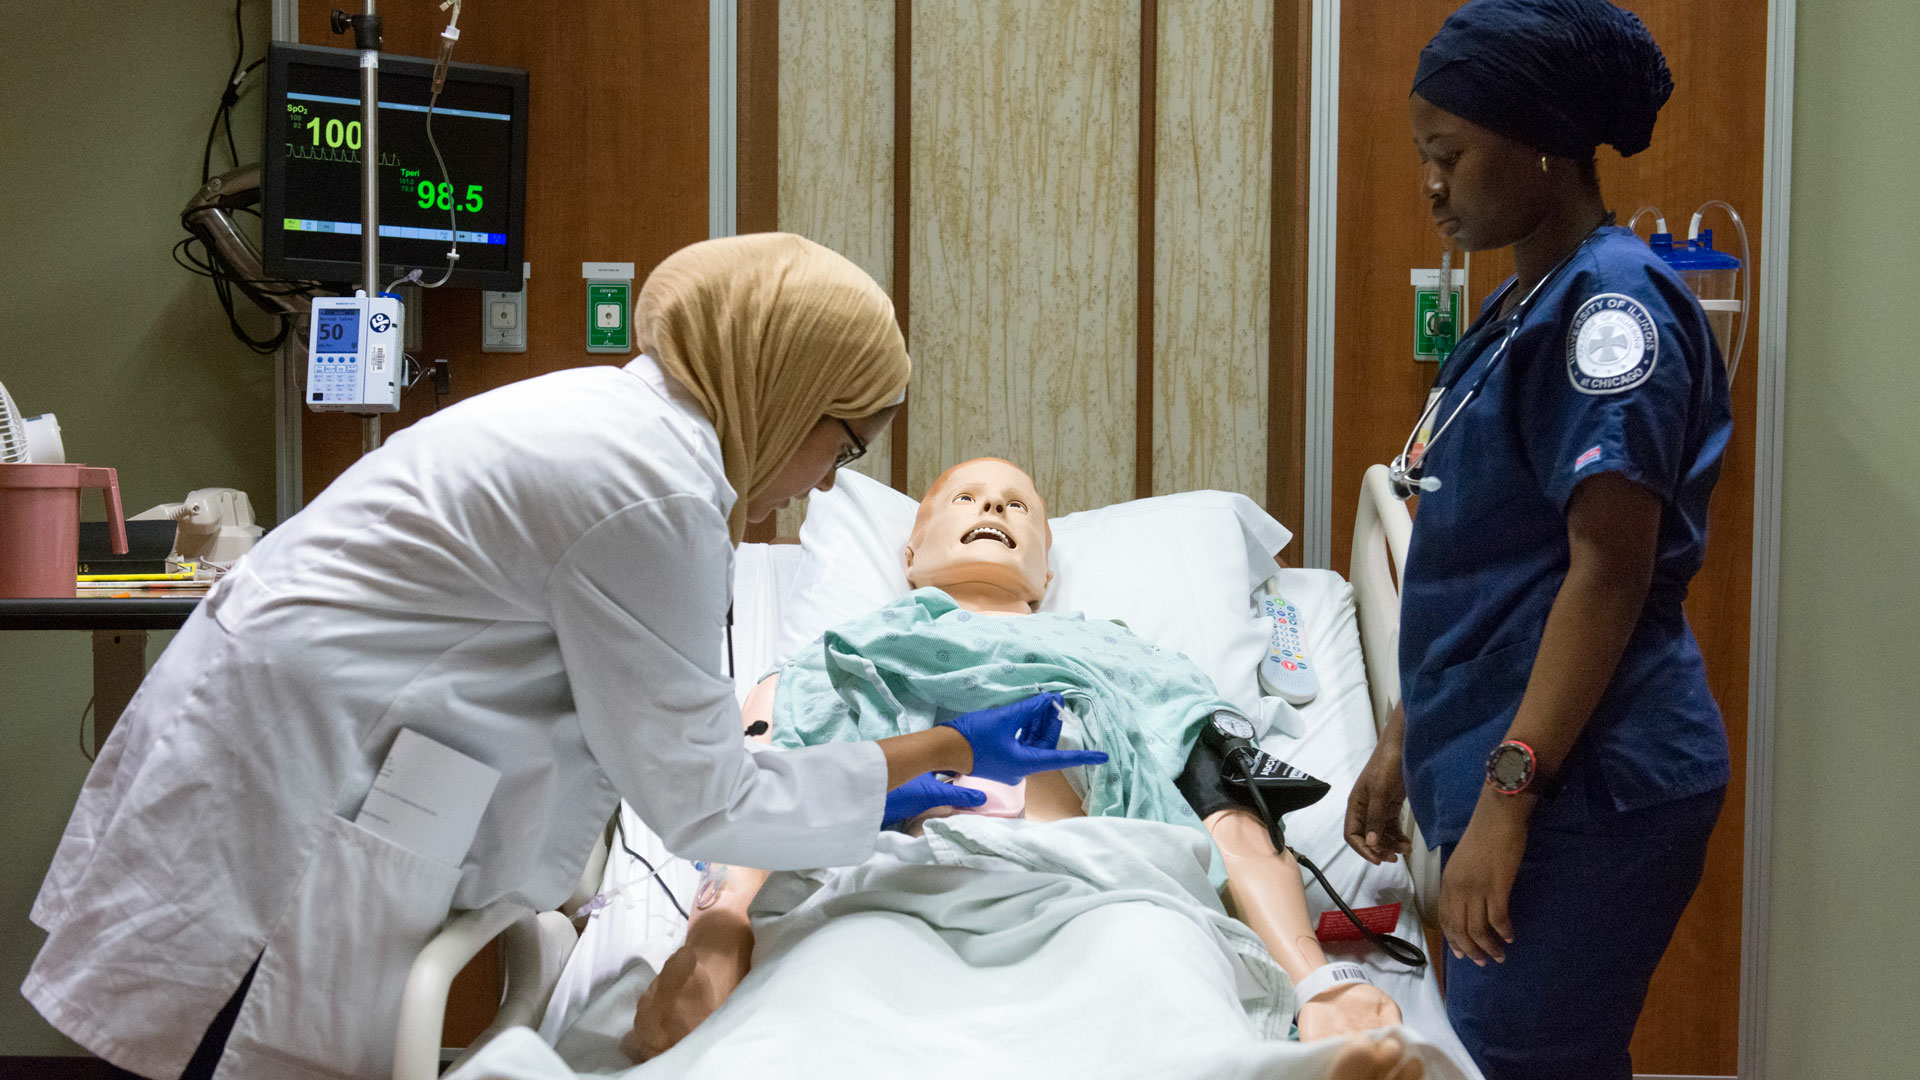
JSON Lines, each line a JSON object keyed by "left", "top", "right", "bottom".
{"left": 909, "top": 0, "right": 1140, "bottom": 514}
{"left": 1153, "top": 0, "right": 1271, "bottom": 504}
{"left": 775, "top": 0, "right": 896, "bottom": 535}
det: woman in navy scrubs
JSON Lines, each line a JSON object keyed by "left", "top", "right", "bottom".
{"left": 1343, "top": 2, "right": 1733, "bottom": 1077}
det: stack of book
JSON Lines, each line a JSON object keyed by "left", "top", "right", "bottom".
{"left": 77, "top": 563, "right": 211, "bottom": 597}
{"left": 77, "top": 520, "right": 213, "bottom": 597}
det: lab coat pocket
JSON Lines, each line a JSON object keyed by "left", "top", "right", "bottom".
{"left": 219, "top": 813, "right": 464, "bottom": 1080}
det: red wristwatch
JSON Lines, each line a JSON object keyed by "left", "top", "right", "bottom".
{"left": 1485, "top": 739, "right": 1538, "bottom": 794}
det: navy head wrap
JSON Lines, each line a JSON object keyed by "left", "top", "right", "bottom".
{"left": 1412, "top": 0, "right": 1672, "bottom": 159}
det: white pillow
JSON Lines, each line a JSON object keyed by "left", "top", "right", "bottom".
{"left": 776, "top": 470, "right": 919, "bottom": 663}
{"left": 780, "top": 469, "right": 1293, "bottom": 717}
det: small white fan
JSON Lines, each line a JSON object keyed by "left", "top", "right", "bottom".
{"left": 0, "top": 380, "right": 65, "bottom": 464}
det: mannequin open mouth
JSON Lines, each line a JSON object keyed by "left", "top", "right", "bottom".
{"left": 960, "top": 525, "right": 1015, "bottom": 549}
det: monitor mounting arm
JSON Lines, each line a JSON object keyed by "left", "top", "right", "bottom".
{"left": 181, "top": 163, "right": 319, "bottom": 321}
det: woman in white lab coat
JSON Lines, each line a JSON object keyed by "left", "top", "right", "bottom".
{"left": 26, "top": 234, "right": 1096, "bottom": 1080}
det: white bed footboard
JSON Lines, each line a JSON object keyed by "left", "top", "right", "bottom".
{"left": 1347, "top": 464, "right": 1442, "bottom": 925}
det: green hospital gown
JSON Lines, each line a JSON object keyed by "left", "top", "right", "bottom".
{"left": 770, "top": 588, "right": 1246, "bottom": 886}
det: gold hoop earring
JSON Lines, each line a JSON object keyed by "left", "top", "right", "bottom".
{"left": 1540, "top": 155, "right": 1549, "bottom": 174}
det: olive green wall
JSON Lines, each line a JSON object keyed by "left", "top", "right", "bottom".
{"left": 1767, "top": 0, "right": 1920, "bottom": 1075}
{"left": 0, "top": 0, "right": 276, "bottom": 1057}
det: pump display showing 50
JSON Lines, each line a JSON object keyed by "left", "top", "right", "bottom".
{"left": 415, "top": 181, "right": 485, "bottom": 213}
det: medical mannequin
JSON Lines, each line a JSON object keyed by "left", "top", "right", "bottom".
{"left": 631, "top": 460, "right": 1404, "bottom": 1059}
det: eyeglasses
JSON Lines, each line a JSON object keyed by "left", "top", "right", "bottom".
{"left": 833, "top": 418, "right": 867, "bottom": 470}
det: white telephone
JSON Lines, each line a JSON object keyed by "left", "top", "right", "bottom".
{"left": 130, "top": 487, "right": 263, "bottom": 566}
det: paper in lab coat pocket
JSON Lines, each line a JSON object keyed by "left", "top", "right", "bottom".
{"left": 218, "top": 813, "right": 464, "bottom": 1080}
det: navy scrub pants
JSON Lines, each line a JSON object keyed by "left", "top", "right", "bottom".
{"left": 1440, "top": 786, "right": 1724, "bottom": 1080}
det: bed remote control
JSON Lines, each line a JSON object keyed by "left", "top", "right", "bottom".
{"left": 1258, "top": 593, "right": 1319, "bottom": 704}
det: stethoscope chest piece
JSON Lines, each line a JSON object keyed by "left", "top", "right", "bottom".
{"left": 1386, "top": 227, "right": 1608, "bottom": 502}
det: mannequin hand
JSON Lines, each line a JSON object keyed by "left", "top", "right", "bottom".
{"left": 1345, "top": 738, "right": 1412, "bottom": 864}
{"left": 945, "top": 692, "right": 1108, "bottom": 785}
{"left": 884, "top": 771, "right": 987, "bottom": 828}
{"left": 1296, "top": 982, "right": 1403, "bottom": 1042}
{"left": 627, "top": 918, "right": 753, "bottom": 1061}
{"left": 1439, "top": 791, "right": 1532, "bottom": 965}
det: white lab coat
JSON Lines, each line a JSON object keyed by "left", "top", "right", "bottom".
{"left": 24, "top": 357, "right": 886, "bottom": 1080}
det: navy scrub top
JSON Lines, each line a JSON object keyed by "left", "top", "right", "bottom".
{"left": 1399, "top": 226, "right": 1733, "bottom": 848}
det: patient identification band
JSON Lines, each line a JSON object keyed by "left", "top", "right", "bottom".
{"left": 1293, "top": 962, "right": 1375, "bottom": 1016}
{"left": 355, "top": 728, "right": 500, "bottom": 863}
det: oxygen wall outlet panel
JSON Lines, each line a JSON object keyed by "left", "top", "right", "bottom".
{"left": 583, "top": 261, "right": 634, "bottom": 355}
{"left": 483, "top": 262, "right": 531, "bottom": 353}
{"left": 1410, "top": 267, "right": 1469, "bottom": 364}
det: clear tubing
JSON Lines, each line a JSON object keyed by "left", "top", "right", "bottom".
{"left": 1689, "top": 200, "right": 1752, "bottom": 386}
{"left": 1626, "top": 205, "right": 1669, "bottom": 238}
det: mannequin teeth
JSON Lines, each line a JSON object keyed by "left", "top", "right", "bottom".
{"left": 961, "top": 525, "right": 1014, "bottom": 548}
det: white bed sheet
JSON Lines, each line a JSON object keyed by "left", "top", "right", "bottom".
{"left": 518, "top": 547, "right": 1478, "bottom": 1079}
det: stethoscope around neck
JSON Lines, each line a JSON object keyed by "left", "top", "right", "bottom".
{"left": 1386, "top": 223, "right": 1609, "bottom": 501}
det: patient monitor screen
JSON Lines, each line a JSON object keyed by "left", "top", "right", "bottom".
{"left": 263, "top": 43, "right": 528, "bottom": 291}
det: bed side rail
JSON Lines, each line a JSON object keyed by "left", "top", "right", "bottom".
{"left": 1350, "top": 464, "right": 1410, "bottom": 735}
{"left": 1348, "top": 464, "right": 1441, "bottom": 925}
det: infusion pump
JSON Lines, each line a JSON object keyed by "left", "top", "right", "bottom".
{"left": 306, "top": 291, "right": 403, "bottom": 412}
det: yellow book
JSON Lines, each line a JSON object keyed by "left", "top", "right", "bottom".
{"left": 78, "top": 563, "right": 199, "bottom": 583}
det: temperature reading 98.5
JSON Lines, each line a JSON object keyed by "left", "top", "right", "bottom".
{"left": 416, "top": 181, "right": 484, "bottom": 213}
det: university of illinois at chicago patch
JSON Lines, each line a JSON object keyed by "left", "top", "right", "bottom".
{"left": 1567, "top": 293, "right": 1658, "bottom": 395}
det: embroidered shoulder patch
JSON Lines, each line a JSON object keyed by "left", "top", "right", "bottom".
{"left": 1567, "top": 293, "right": 1658, "bottom": 395}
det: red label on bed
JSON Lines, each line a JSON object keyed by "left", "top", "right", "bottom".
{"left": 1315, "top": 903, "right": 1400, "bottom": 942}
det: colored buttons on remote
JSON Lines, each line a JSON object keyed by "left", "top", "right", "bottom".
{"left": 1258, "top": 593, "right": 1319, "bottom": 704}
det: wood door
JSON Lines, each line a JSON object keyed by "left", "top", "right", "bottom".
{"left": 1330, "top": 2, "right": 1762, "bottom": 1072}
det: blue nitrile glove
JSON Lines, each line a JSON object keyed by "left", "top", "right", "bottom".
{"left": 883, "top": 772, "right": 987, "bottom": 829}
{"left": 944, "top": 691, "right": 1110, "bottom": 785}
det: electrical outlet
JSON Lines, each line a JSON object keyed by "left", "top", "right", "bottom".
{"left": 482, "top": 262, "right": 530, "bottom": 353}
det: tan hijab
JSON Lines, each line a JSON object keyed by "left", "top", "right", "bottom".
{"left": 637, "top": 234, "right": 909, "bottom": 543}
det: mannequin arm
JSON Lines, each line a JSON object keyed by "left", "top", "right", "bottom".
{"left": 627, "top": 677, "right": 780, "bottom": 1060}
{"left": 1206, "top": 809, "right": 1401, "bottom": 1041}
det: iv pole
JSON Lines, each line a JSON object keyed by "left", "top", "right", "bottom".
{"left": 335, "top": 3, "right": 384, "bottom": 454}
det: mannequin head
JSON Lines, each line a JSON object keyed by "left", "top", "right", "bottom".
{"left": 904, "top": 459, "right": 1052, "bottom": 613}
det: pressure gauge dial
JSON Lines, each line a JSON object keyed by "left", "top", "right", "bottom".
{"left": 1210, "top": 712, "right": 1256, "bottom": 742}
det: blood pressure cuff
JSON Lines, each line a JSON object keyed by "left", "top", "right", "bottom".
{"left": 1175, "top": 718, "right": 1332, "bottom": 828}
{"left": 1175, "top": 729, "right": 1244, "bottom": 821}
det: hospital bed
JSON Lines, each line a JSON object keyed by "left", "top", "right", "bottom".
{"left": 394, "top": 464, "right": 1470, "bottom": 1080}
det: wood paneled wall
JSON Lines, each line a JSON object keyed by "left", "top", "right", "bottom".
{"left": 757, "top": 0, "right": 1307, "bottom": 533}
{"left": 1154, "top": 0, "right": 1275, "bottom": 504}
{"left": 297, "top": 2, "right": 711, "bottom": 501}
{"left": 768, "top": 0, "right": 898, "bottom": 538}
{"left": 909, "top": 0, "right": 1144, "bottom": 513}
{"left": 296, "top": 1, "right": 713, "bottom": 1042}
{"left": 1330, "top": 2, "right": 1763, "bottom": 1072}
